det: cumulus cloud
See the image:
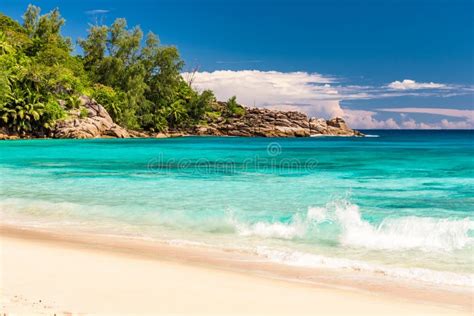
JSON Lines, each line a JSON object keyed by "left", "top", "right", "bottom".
{"left": 439, "top": 119, "right": 473, "bottom": 129}
{"left": 400, "top": 118, "right": 473, "bottom": 129}
{"left": 377, "top": 107, "right": 474, "bottom": 129}
{"left": 387, "top": 79, "right": 446, "bottom": 90}
{"left": 343, "top": 109, "right": 474, "bottom": 129}
{"left": 342, "top": 109, "right": 401, "bottom": 129}
{"left": 378, "top": 107, "right": 474, "bottom": 119}
{"left": 184, "top": 70, "right": 344, "bottom": 118}
{"left": 183, "top": 70, "right": 473, "bottom": 129}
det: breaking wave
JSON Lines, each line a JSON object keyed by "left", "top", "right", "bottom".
{"left": 234, "top": 200, "right": 473, "bottom": 252}
{"left": 1, "top": 197, "right": 473, "bottom": 287}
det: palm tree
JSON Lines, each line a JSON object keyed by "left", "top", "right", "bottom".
{"left": 1, "top": 85, "right": 45, "bottom": 133}
{"left": 0, "top": 31, "right": 14, "bottom": 55}
{"left": 165, "top": 100, "right": 188, "bottom": 128}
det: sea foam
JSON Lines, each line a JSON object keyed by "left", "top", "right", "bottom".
{"left": 255, "top": 247, "right": 474, "bottom": 287}
{"left": 234, "top": 200, "right": 473, "bottom": 252}
{"left": 234, "top": 215, "right": 307, "bottom": 239}
{"left": 2, "top": 197, "right": 473, "bottom": 287}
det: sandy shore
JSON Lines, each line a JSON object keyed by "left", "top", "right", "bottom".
{"left": 0, "top": 226, "right": 471, "bottom": 315}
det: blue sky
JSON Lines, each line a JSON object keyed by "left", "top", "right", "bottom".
{"left": 2, "top": 0, "right": 473, "bottom": 128}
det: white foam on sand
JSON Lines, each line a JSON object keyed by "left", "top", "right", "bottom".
{"left": 255, "top": 246, "right": 474, "bottom": 287}
{"left": 231, "top": 200, "right": 474, "bottom": 287}
{"left": 2, "top": 197, "right": 473, "bottom": 287}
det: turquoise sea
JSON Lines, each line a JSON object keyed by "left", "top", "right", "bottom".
{"left": 1, "top": 130, "right": 473, "bottom": 287}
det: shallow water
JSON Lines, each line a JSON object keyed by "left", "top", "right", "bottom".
{"left": 1, "top": 130, "right": 473, "bottom": 287}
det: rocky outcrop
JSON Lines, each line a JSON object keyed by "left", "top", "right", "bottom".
{"left": 53, "top": 96, "right": 130, "bottom": 139}
{"left": 310, "top": 117, "right": 364, "bottom": 136}
{"left": 1, "top": 98, "right": 362, "bottom": 139}
{"left": 192, "top": 107, "right": 363, "bottom": 137}
{"left": 0, "top": 128, "right": 19, "bottom": 140}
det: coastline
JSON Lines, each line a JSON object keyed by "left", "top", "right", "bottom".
{"left": 0, "top": 96, "right": 363, "bottom": 140}
{"left": 1, "top": 224, "right": 471, "bottom": 315}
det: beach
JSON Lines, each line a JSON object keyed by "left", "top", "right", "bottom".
{"left": 1, "top": 1, "right": 473, "bottom": 314}
{"left": 0, "top": 224, "right": 471, "bottom": 315}
{"left": 1, "top": 134, "right": 473, "bottom": 315}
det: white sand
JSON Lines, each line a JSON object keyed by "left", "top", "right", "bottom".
{"left": 0, "top": 229, "right": 471, "bottom": 315}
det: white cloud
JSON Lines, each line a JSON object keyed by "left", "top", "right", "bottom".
{"left": 387, "top": 79, "right": 446, "bottom": 90}
{"left": 85, "top": 9, "right": 110, "bottom": 15}
{"left": 400, "top": 119, "right": 433, "bottom": 129}
{"left": 184, "top": 70, "right": 344, "bottom": 118}
{"left": 439, "top": 119, "right": 473, "bottom": 129}
{"left": 377, "top": 107, "right": 474, "bottom": 129}
{"left": 182, "top": 70, "right": 473, "bottom": 129}
{"left": 378, "top": 107, "right": 474, "bottom": 119}
{"left": 342, "top": 109, "right": 401, "bottom": 129}
{"left": 343, "top": 109, "right": 474, "bottom": 129}
{"left": 400, "top": 118, "right": 473, "bottom": 129}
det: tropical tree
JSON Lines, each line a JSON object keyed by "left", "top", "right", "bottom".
{"left": 2, "top": 85, "right": 45, "bottom": 133}
{"left": 225, "top": 96, "right": 245, "bottom": 117}
{"left": 1, "top": 6, "right": 221, "bottom": 135}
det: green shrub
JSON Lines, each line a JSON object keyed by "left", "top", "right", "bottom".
{"left": 91, "top": 83, "right": 138, "bottom": 129}
{"left": 225, "top": 96, "right": 245, "bottom": 117}
{"left": 41, "top": 99, "right": 65, "bottom": 129}
{"left": 79, "top": 107, "right": 88, "bottom": 119}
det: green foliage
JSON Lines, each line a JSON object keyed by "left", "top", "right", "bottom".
{"left": 187, "top": 89, "right": 215, "bottom": 122}
{"left": 65, "top": 94, "right": 81, "bottom": 109}
{"left": 1, "top": 6, "right": 228, "bottom": 135}
{"left": 1, "top": 87, "right": 44, "bottom": 132}
{"left": 79, "top": 107, "right": 88, "bottom": 119}
{"left": 0, "top": 8, "right": 72, "bottom": 135}
{"left": 90, "top": 83, "right": 139, "bottom": 129}
{"left": 90, "top": 84, "right": 123, "bottom": 118}
{"left": 78, "top": 14, "right": 218, "bottom": 131}
{"left": 41, "top": 99, "right": 66, "bottom": 129}
{"left": 22, "top": 5, "right": 71, "bottom": 55}
{"left": 225, "top": 96, "right": 246, "bottom": 117}
{"left": 205, "top": 111, "right": 222, "bottom": 122}
{"left": 1, "top": 83, "right": 64, "bottom": 133}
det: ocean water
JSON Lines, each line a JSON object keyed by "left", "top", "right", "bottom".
{"left": 1, "top": 130, "right": 473, "bottom": 287}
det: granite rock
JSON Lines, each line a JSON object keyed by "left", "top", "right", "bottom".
{"left": 53, "top": 96, "right": 130, "bottom": 139}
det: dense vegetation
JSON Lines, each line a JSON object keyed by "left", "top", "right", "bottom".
{"left": 0, "top": 5, "right": 244, "bottom": 135}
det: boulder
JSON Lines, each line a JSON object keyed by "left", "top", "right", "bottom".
{"left": 53, "top": 96, "right": 130, "bottom": 139}
{"left": 128, "top": 130, "right": 149, "bottom": 138}
{"left": 1, "top": 96, "right": 362, "bottom": 140}
{"left": 0, "top": 129, "right": 19, "bottom": 140}
{"left": 195, "top": 107, "right": 362, "bottom": 137}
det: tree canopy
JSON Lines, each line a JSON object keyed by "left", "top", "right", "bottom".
{"left": 0, "top": 5, "right": 244, "bottom": 136}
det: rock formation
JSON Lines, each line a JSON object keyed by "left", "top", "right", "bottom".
{"left": 1, "top": 97, "right": 363, "bottom": 139}
{"left": 191, "top": 107, "right": 363, "bottom": 137}
{"left": 53, "top": 96, "right": 130, "bottom": 139}
{"left": 0, "top": 128, "right": 18, "bottom": 140}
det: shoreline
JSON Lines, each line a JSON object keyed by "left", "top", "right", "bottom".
{"left": 1, "top": 129, "right": 471, "bottom": 140}
{"left": 1, "top": 224, "right": 471, "bottom": 315}
{"left": 0, "top": 132, "right": 362, "bottom": 141}
{"left": 0, "top": 99, "right": 363, "bottom": 140}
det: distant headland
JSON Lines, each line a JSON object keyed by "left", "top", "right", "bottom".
{"left": 0, "top": 6, "right": 361, "bottom": 140}
{"left": 0, "top": 95, "right": 362, "bottom": 139}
